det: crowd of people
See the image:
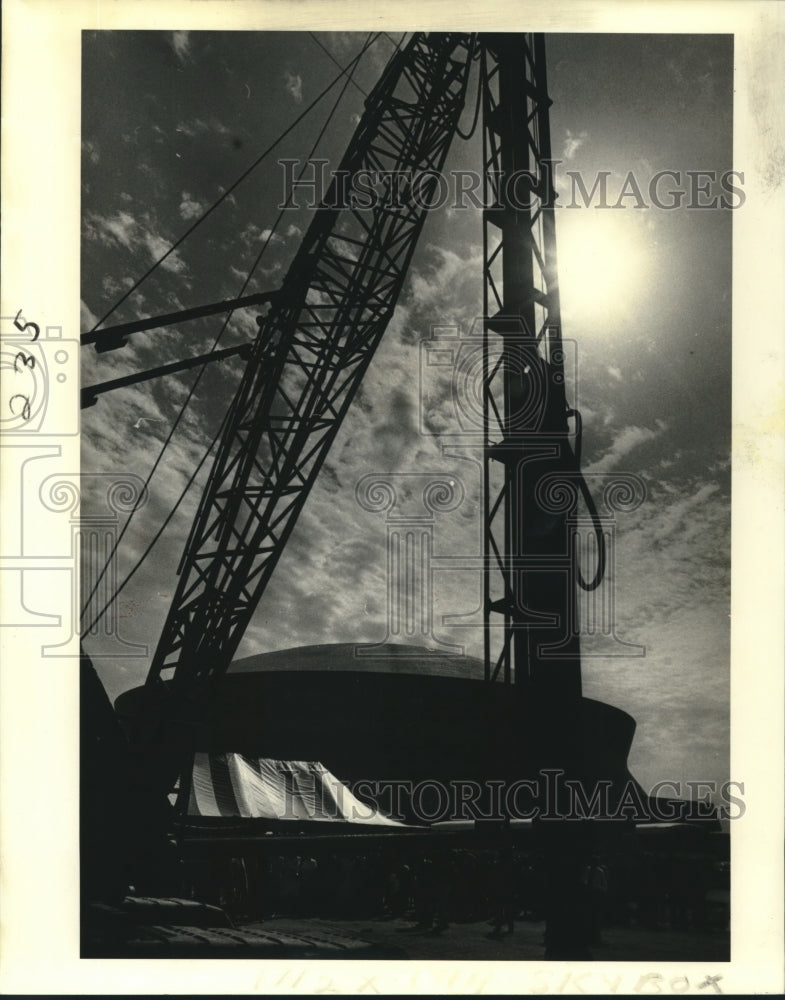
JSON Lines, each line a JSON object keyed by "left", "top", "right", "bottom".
{"left": 182, "top": 843, "right": 728, "bottom": 937}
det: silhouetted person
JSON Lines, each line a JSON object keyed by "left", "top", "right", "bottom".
{"left": 489, "top": 848, "right": 517, "bottom": 937}
{"left": 581, "top": 855, "right": 609, "bottom": 944}
{"left": 413, "top": 853, "right": 449, "bottom": 931}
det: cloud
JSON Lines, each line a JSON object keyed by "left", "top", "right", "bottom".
{"left": 239, "top": 222, "right": 284, "bottom": 252}
{"left": 260, "top": 227, "right": 284, "bottom": 245}
{"left": 216, "top": 188, "right": 237, "bottom": 207}
{"left": 179, "top": 191, "right": 204, "bottom": 221}
{"left": 175, "top": 117, "right": 230, "bottom": 138}
{"left": 323, "top": 31, "right": 358, "bottom": 57}
{"left": 84, "top": 209, "right": 190, "bottom": 277}
{"left": 143, "top": 232, "right": 189, "bottom": 274}
{"left": 585, "top": 423, "right": 661, "bottom": 474}
{"left": 80, "top": 299, "right": 100, "bottom": 331}
{"left": 370, "top": 387, "right": 420, "bottom": 468}
{"left": 577, "top": 467, "right": 729, "bottom": 789}
{"left": 101, "top": 274, "right": 134, "bottom": 298}
{"left": 172, "top": 31, "right": 192, "bottom": 64}
{"left": 82, "top": 140, "right": 100, "bottom": 165}
{"left": 284, "top": 71, "right": 303, "bottom": 103}
{"left": 563, "top": 129, "right": 588, "bottom": 160}
{"left": 85, "top": 210, "right": 137, "bottom": 251}
{"left": 328, "top": 235, "right": 358, "bottom": 261}
{"left": 407, "top": 243, "right": 483, "bottom": 319}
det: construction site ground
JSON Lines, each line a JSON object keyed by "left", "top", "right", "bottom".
{"left": 239, "top": 914, "right": 730, "bottom": 962}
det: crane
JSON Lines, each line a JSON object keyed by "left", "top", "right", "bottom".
{"left": 87, "top": 29, "right": 591, "bottom": 786}
{"left": 81, "top": 30, "right": 642, "bottom": 956}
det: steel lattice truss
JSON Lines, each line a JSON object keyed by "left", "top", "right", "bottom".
{"left": 480, "top": 35, "right": 581, "bottom": 700}
{"left": 148, "top": 33, "right": 474, "bottom": 692}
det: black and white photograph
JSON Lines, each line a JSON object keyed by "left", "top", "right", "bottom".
{"left": 1, "top": 1, "right": 783, "bottom": 994}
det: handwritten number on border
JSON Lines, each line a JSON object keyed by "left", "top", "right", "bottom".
{"left": 8, "top": 309, "right": 39, "bottom": 422}
{"left": 14, "top": 351, "right": 35, "bottom": 372}
{"left": 14, "top": 309, "right": 40, "bottom": 341}
{"left": 9, "top": 394, "right": 32, "bottom": 421}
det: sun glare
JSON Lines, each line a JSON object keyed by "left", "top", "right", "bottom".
{"left": 555, "top": 210, "right": 649, "bottom": 331}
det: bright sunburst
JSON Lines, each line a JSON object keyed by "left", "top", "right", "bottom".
{"left": 555, "top": 209, "right": 650, "bottom": 331}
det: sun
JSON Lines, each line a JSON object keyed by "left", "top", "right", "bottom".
{"left": 555, "top": 209, "right": 650, "bottom": 332}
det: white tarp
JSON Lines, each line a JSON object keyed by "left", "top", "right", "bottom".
{"left": 188, "top": 753, "right": 402, "bottom": 826}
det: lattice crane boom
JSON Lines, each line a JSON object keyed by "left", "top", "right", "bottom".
{"left": 147, "top": 32, "right": 475, "bottom": 692}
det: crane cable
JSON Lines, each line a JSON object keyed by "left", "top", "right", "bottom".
{"left": 82, "top": 409, "right": 232, "bottom": 637}
{"left": 567, "top": 407, "right": 607, "bottom": 592}
{"left": 456, "top": 36, "right": 482, "bottom": 141}
{"left": 81, "top": 33, "right": 379, "bottom": 632}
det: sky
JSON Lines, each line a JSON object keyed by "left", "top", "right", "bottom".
{"left": 80, "top": 30, "right": 733, "bottom": 796}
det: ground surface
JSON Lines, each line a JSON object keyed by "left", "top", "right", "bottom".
{"left": 241, "top": 915, "right": 729, "bottom": 962}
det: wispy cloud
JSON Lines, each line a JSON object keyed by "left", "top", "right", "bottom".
{"left": 143, "top": 232, "right": 189, "bottom": 275}
{"left": 84, "top": 209, "right": 190, "bottom": 276}
{"left": 179, "top": 191, "right": 204, "bottom": 221}
{"left": 85, "top": 210, "right": 137, "bottom": 251}
{"left": 580, "top": 466, "right": 729, "bottom": 789}
{"left": 284, "top": 71, "right": 303, "bottom": 104}
{"left": 82, "top": 140, "right": 100, "bottom": 165}
{"left": 176, "top": 117, "right": 230, "bottom": 138}
{"left": 80, "top": 299, "right": 100, "bottom": 331}
{"left": 101, "top": 274, "right": 134, "bottom": 299}
{"left": 407, "top": 244, "right": 483, "bottom": 317}
{"left": 585, "top": 423, "right": 662, "bottom": 474}
{"left": 239, "top": 222, "right": 284, "bottom": 251}
{"left": 172, "top": 31, "right": 192, "bottom": 65}
{"left": 563, "top": 129, "right": 588, "bottom": 160}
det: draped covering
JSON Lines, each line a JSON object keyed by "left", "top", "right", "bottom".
{"left": 188, "top": 753, "right": 402, "bottom": 826}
